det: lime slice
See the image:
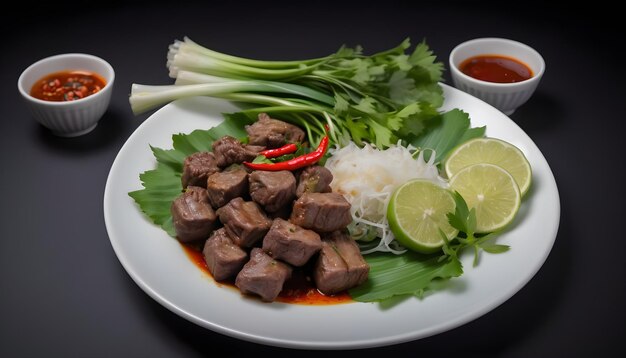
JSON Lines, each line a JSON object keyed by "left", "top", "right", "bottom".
{"left": 387, "top": 179, "right": 458, "bottom": 254}
{"left": 444, "top": 138, "right": 532, "bottom": 196}
{"left": 448, "top": 163, "right": 521, "bottom": 233}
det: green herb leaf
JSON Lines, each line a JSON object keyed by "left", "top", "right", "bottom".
{"left": 392, "top": 102, "right": 438, "bottom": 138}
{"left": 446, "top": 212, "right": 466, "bottom": 233}
{"left": 251, "top": 155, "right": 272, "bottom": 164}
{"left": 128, "top": 164, "right": 181, "bottom": 237}
{"left": 473, "top": 245, "right": 480, "bottom": 267}
{"left": 481, "top": 244, "right": 511, "bottom": 254}
{"left": 459, "top": 125, "right": 486, "bottom": 144}
{"left": 475, "top": 232, "right": 497, "bottom": 245}
{"left": 387, "top": 71, "right": 416, "bottom": 105}
{"left": 333, "top": 93, "right": 350, "bottom": 115}
{"left": 452, "top": 191, "right": 470, "bottom": 224}
{"left": 151, "top": 146, "right": 186, "bottom": 172}
{"left": 349, "top": 252, "right": 463, "bottom": 302}
{"left": 467, "top": 208, "right": 477, "bottom": 234}
{"left": 411, "top": 109, "right": 476, "bottom": 164}
{"left": 343, "top": 115, "right": 369, "bottom": 146}
{"left": 408, "top": 40, "right": 444, "bottom": 83}
{"left": 352, "top": 97, "right": 379, "bottom": 114}
{"left": 365, "top": 117, "right": 395, "bottom": 148}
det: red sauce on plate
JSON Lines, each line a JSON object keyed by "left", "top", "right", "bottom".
{"left": 181, "top": 243, "right": 353, "bottom": 305}
{"left": 459, "top": 55, "right": 533, "bottom": 83}
{"left": 30, "top": 70, "right": 106, "bottom": 101}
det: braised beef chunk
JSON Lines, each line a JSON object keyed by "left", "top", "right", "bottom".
{"left": 266, "top": 205, "right": 292, "bottom": 220}
{"left": 295, "top": 165, "right": 333, "bottom": 197}
{"left": 249, "top": 171, "right": 296, "bottom": 212}
{"left": 216, "top": 197, "right": 272, "bottom": 248}
{"left": 206, "top": 166, "right": 249, "bottom": 208}
{"left": 290, "top": 192, "right": 352, "bottom": 232}
{"left": 212, "top": 136, "right": 262, "bottom": 167}
{"left": 171, "top": 186, "right": 218, "bottom": 242}
{"left": 181, "top": 152, "right": 220, "bottom": 189}
{"left": 313, "top": 231, "right": 369, "bottom": 295}
{"left": 262, "top": 218, "right": 322, "bottom": 266}
{"left": 235, "top": 248, "right": 292, "bottom": 302}
{"left": 202, "top": 228, "right": 248, "bottom": 281}
{"left": 246, "top": 113, "right": 306, "bottom": 148}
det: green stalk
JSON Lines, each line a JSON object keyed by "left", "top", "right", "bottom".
{"left": 130, "top": 81, "right": 334, "bottom": 114}
{"left": 169, "top": 52, "right": 320, "bottom": 80}
{"left": 173, "top": 70, "right": 238, "bottom": 85}
{"left": 213, "top": 93, "right": 318, "bottom": 108}
{"left": 305, "top": 73, "right": 399, "bottom": 111}
{"left": 176, "top": 37, "right": 331, "bottom": 69}
{"left": 301, "top": 73, "right": 366, "bottom": 100}
{"left": 367, "top": 38, "right": 411, "bottom": 58}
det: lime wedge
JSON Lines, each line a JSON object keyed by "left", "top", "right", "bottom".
{"left": 387, "top": 179, "right": 458, "bottom": 254}
{"left": 448, "top": 163, "right": 521, "bottom": 233}
{"left": 444, "top": 138, "right": 532, "bottom": 196}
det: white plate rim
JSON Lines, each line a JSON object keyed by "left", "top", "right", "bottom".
{"left": 103, "top": 83, "right": 560, "bottom": 349}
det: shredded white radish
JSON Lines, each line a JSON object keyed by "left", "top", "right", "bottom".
{"left": 325, "top": 141, "right": 447, "bottom": 254}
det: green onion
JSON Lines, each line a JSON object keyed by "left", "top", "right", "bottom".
{"left": 129, "top": 36, "right": 446, "bottom": 149}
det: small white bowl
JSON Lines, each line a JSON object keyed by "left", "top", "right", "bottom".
{"left": 18, "top": 53, "right": 115, "bottom": 137}
{"left": 449, "top": 38, "right": 545, "bottom": 115}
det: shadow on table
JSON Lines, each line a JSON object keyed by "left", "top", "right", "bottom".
{"left": 34, "top": 107, "right": 129, "bottom": 154}
{"left": 510, "top": 92, "right": 564, "bottom": 136}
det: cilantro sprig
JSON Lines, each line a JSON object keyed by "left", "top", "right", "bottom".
{"left": 440, "top": 191, "right": 510, "bottom": 267}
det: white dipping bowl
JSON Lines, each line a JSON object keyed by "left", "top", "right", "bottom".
{"left": 449, "top": 38, "right": 545, "bottom": 115}
{"left": 18, "top": 53, "right": 115, "bottom": 137}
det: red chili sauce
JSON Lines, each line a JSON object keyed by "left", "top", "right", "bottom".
{"left": 30, "top": 70, "right": 106, "bottom": 102}
{"left": 181, "top": 243, "right": 353, "bottom": 305}
{"left": 459, "top": 55, "right": 533, "bottom": 83}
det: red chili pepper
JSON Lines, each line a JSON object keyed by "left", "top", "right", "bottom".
{"left": 245, "top": 135, "right": 329, "bottom": 171}
{"left": 259, "top": 143, "right": 298, "bottom": 158}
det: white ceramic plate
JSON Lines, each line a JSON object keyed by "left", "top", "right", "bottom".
{"left": 103, "top": 84, "right": 559, "bottom": 349}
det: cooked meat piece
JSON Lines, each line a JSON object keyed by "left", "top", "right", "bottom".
{"left": 249, "top": 170, "right": 296, "bottom": 212}
{"left": 266, "top": 205, "right": 292, "bottom": 220}
{"left": 245, "top": 113, "right": 306, "bottom": 148}
{"left": 206, "top": 166, "right": 249, "bottom": 208}
{"left": 262, "top": 218, "right": 322, "bottom": 266}
{"left": 170, "top": 186, "right": 218, "bottom": 242}
{"left": 245, "top": 145, "right": 266, "bottom": 154}
{"left": 290, "top": 192, "right": 352, "bottom": 232}
{"left": 202, "top": 228, "right": 248, "bottom": 281}
{"left": 212, "top": 136, "right": 263, "bottom": 167}
{"left": 181, "top": 152, "right": 220, "bottom": 189}
{"left": 313, "top": 231, "right": 369, "bottom": 295}
{"left": 235, "top": 248, "right": 292, "bottom": 302}
{"left": 216, "top": 197, "right": 272, "bottom": 248}
{"left": 295, "top": 165, "right": 333, "bottom": 197}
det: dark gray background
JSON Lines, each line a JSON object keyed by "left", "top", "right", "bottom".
{"left": 2, "top": 1, "right": 624, "bottom": 357}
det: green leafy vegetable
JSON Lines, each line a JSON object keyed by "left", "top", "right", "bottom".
{"left": 411, "top": 109, "right": 485, "bottom": 164}
{"left": 130, "top": 37, "right": 447, "bottom": 150}
{"left": 349, "top": 252, "right": 462, "bottom": 302}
